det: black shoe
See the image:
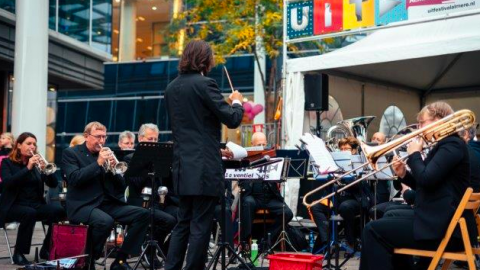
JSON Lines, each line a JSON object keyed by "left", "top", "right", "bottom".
{"left": 12, "top": 252, "right": 30, "bottom": 265}
{"left": 39, "top": 247, "right": 49, "bottom": 260}
{"left": 110, "top": 260, "right": 132, "bottom": 270}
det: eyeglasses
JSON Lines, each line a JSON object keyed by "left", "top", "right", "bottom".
{"left": 89, "top": 134, "right": 108, "bottom": 140}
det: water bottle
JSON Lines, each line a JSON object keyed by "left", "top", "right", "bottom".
{"left": 309, "top": 231, "right": 315, "bottom": 253}
{"left": 250, "top": 239, "right": 259, "bottom": 266}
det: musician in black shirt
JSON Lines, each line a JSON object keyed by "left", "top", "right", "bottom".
{"left": 0, "top": 132, "right": 65, "bottom": 265}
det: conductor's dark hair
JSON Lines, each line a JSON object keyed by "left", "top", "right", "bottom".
{"left": 178, "top": 40, "right": 215, "bottom": 75}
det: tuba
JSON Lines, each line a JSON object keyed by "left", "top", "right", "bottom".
{"left": 326, "top": 116, "right": 376, "bottom": 150}
{"left": 303, "top": 109, "right": 476, "bottom": 209}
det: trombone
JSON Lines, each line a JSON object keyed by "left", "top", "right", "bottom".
{"left": 303, "top": 109, "right": 476, "bottom": 210}
{"left": 30, "top": 150, "right": 57, "bottom": 175}
{"left": 99, "top": 145, "right": 128, "bottom": 175}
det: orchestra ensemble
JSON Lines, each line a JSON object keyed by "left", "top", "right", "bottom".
{"left": 1, "top": 40, "right": 479, "bottom": 270}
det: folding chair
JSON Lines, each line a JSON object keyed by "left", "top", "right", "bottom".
{"left": 394, "top": 187, "right": 480, "bottom": 270}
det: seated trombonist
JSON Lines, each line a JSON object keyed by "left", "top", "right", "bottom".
{"left": 62, "top": 121, "right": 149, "bottom": 270}
{"left": 309, "top": 137, "right": 372, "bottom": 252}
{"left": 0, "top": 132, "right": 66, "bottom": 265}
{"left": 124, "top": 123, "right": 177, "bottom": 258}
{"left": 239, "top": 132, "right": 293, "bottom": 247}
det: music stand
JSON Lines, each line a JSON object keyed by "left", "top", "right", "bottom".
{"left": 367, "top": 156, "right": 395, "bottom": 220}
{"left": 314, "top": 152, "right": 356, "bottom": 270}
{"left": 124, "top": 142, "right": 173, "bottom": 270}
{"left": 207, "top": 159, "right": 253, "bottom": 270}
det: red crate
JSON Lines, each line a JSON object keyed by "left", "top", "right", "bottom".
{"left": 267, "top": 253, "right": 324, "bottom": 270}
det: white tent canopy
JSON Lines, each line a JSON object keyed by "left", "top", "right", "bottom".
{"left": 283, "top": 11, "right": 480, "bottom": 147}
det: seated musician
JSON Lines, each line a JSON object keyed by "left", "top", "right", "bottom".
{"left": 370, "top": 132, "right": 390, "bottom": 204}
{"left": 310, "top": 136, "right": 372, "bottom": 253}
{"left": 0, "top": 132, "right": 66, "bottom": 265}
{"left": 459, "top": 126, "right": 480, "bottom": 192}
{"left": 124, "top": 123, "right": 176, "bottom": 259}
{"left": 239, "top": 132, "right": 294, "bottom": 246}
{"left": 360, "top": 101, "right": 476, "bottom": 270}
{"left": 118, "top": 131, "right": 135, "bottom": 151}
{"left": 62, "top": 121, "right": 149, "bottom": 270}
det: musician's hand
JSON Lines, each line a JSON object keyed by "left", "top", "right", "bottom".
{"left": 221, "top": 148, "right": 234, "bottom": 159}
{"left": 392, "top": 155, "right": 407, "bottom": 178}
{"left": 407, "top": 138, "right": 424, "bottom": 155}
{"left": 97, "top": 148, "right": 110, "bottom": 167}
{"left": 27, "top": 155, "right": 40, "bottom": 170}
{"left": 229, "top": 90, "right": 243, "bottom": 103}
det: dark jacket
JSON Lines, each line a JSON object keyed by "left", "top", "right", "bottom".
{"left": 467, "top": 146, "right": 480, "bottom": 192}
{"left": 165, "top": 72, "right": 244, "bottom": 197}
{"left": 62, "top": 143, "right": 127, "bottom": 224}
{"left": 0, "top": 158, "right": 58, "bottom": 226}
{"left": 240, "top": 182, "right": 283, "bottom": 202}
{"left": 400, "top": 135, "right": 471, "bottom": 241}
{"left": 469, "top": 140, "right": 480, "bottom": 162}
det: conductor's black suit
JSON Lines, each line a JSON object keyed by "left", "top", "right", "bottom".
{"left": 62, "top": 143, "right": 149, "bottom": 259}
{"left": 164, "top": 72, "right": 244, "bottom": 270}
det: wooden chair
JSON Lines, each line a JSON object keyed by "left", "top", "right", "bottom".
{"left": 393, "top": 187, "right": 480, "bottom": 270}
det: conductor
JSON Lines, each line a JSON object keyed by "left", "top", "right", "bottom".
{"left": 164, "top": 40, "right": 244, "bottom": 270}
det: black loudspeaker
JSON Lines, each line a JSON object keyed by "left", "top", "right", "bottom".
{"left": 304, "top": 73, "right": 329, "bottom": 111}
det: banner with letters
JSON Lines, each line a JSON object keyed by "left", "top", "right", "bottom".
{"left": 287, "top": 0, "right": 479, "bottom": 39}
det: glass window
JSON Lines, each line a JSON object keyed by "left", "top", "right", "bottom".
{"left": 64, "top": 102, "right": 88, "bottom": 133}
{"left": 0, "top": 0, "right": 15, "bottom": 13}
{"left": 58, "top": 0, "right": 90, "bottom": 43}
{"left": 49, "top": 0, "right": 56, "bottom": 30}
{"left": 91, "top": 0, "right": 112, "bottom": 53}
{"left": 379, "top": 105, "right": 407, "bottom": 138}
{"left": 86, "top": 101, "right": 112, "bottom": 129}
{"left": 113, "top": 100, "right": 135, "bottom": 132}
{"left": 135, "top": 99, "right": 159, "bottom": 128}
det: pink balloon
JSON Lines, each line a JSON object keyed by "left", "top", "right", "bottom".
{"left": 243, "top": 102, "right": 252, "bottom": 113}
{"left": 247, "top": 112, "right": 254, "bottom": 120}
{"left": 252, "top": 104, "right": 264, "bottom": 115}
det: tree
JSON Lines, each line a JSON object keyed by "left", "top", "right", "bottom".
{"left": 165, "top": 0, "right": 284, "bottom": 122}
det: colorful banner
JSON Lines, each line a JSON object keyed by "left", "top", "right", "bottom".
{"left": 314, "top": 0, "right": 344, "bottom": 34}
{"left": 343, "top": 0, "right": 376, "bottom": 30}
{"left": 287, "top": 0, "right": 479, "bottom": 40}
{"left": 287, "top": 1, "right": 314, "bottom": 38}
{"left": 375, "top": 0, "right": 408, "bottom": 25}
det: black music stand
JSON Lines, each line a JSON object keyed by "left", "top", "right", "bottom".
{"left": 206, "top": 159, "right": 253, "bottom": 270}
{"left": 124, "top": 142, "right": 173, "bottom": 270}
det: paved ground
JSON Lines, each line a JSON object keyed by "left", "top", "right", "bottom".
{"left": 0, "top": 222, "right": 466, "bottom": 270}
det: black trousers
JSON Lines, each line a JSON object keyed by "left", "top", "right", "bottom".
{"left": 337, "top": 197, "right": 360, "bottom": 245}
{"left": 150, "top": 206, "right": 176, "bottom": 254}
{"left": 240, "top": 195, "right": 294, "bottom": 242}
{"left": 87, "top": 202, "right": 149, "bottom": 258}
{"left": 309, "top": 203, "right": 330, "bottom": 251}
{"left": 165, "top": 195, "right": 218, "bottom": 270}
{"left": 6, "top": 203, "right": 66, "bottom": 254}
{"left": 369, "top": 201, "right": 411, "bottom": 220}
{"left": 360, "top": 209, "right": 463, "bottom": 270}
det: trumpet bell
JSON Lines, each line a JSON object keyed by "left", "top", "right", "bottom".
{"left": 44, "top": 163, "right": 57, "bottom": 175}
{"left": 114, "top": 162, "right": 128, "bottom": 175}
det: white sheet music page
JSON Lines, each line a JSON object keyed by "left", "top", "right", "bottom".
{"left": 226, "top": 141, "right": 248, "bottom": 159}
{"left": 301, "top": 133, "right": 339, "bottom": 174}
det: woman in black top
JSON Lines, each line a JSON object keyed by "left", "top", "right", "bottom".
{"left": 360, "top": 102, "right": 473, "bottom": 270}
{"left": 0, "top": 132, "right": 65, "bottom": 265}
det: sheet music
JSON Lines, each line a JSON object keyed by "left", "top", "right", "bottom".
{"left": 300, "top": 133, "right": 339, "bottom": 174}
{"left": 226, "top": 141, "right": 248, "bottom": 159}
{"left": 245, "top": 146, "right": 264, "bottom": 151}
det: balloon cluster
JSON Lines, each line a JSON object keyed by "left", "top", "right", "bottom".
{"left": 243, "top": 102, "right": 264, "bottom": 120}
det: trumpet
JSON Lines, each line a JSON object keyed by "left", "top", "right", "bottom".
{"left": 100, "top": 145, "right": 128, "bottom": 175}
{"left": 303, "top": 109, "right": 476, "bottom": 210}
{"left": 30, "top": 150, "right": 57, "bottom": 175}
